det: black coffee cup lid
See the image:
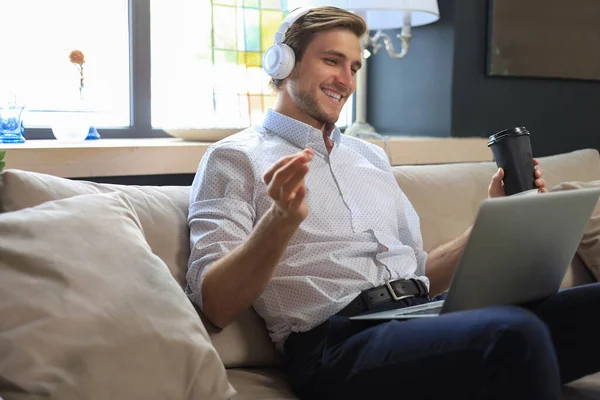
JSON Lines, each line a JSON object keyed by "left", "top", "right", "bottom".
{"left": 487, "top": 126, "right": 530, "bottom": 147}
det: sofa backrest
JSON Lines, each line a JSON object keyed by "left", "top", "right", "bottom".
{"left": 392, "top": 149, "right": 600, "bottom": 252}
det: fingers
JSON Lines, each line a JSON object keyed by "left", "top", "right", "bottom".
{"left": 533, "top": 160, "right": 544, "bottom": 180}
{"left": 266, "top": 159, "right": 307, "bottom": 200}
{"left": 263, "top": 149, "right": 313, "bottom": 186}
{"left": 535, "top": 178, "right": 547, "bottom": 192}
{"left": 264, "top": 150, "right": 313, "bottom": 203}
{"left": 289, "top": 185, "right": 307, "bottom": 210}
{"left": 280, "top": 165, "right": 309, "bottom": 203}
{"left": 532, "top": 160, "right": 547, "bottom": 193}
{"left": 263, "top": 155, "right": 298, "bottom": 186}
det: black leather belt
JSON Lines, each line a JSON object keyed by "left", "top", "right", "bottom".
{"left": 336, "top": 278, "right": 430, "bottom": 317}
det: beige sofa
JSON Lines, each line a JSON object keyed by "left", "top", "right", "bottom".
{"left": 0, "top": 148, "right": 599, "bottom": 399}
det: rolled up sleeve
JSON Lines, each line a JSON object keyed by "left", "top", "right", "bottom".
{"left": 186, "top": 146, "right": 257, "bottom": 310}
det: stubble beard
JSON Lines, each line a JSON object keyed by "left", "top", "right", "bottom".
{"left": 289, "top": 78, "right": 340, "bottom": 125}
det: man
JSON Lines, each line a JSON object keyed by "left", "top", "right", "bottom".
{"left": 187, "top": 6, "right": 600, "bottom": 399}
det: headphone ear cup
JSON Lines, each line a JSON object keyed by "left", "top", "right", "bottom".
{"left": 275, "top": 44, "right": 296, "bottom": 80}
{"left": 262, "top": 43, "right": 296, "bottom": 80}
{"left": 263, "top": 44, "right": 281, "bottom": 78}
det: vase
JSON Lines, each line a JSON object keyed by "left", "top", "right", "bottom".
{"left": 51, "top": 85, "right": 96, "bottom": 142}
{"left": 0, "top": 101, "right": 26, "bottom": 144}
{"left": 51, "top": 110, "right": 92, "bottom": 142}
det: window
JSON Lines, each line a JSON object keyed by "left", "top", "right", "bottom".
{"left": 0, "top": 0, "right": 352, "bottom": 138}
{"left": 0, "top": 0, "right": 130, "bottom": 128}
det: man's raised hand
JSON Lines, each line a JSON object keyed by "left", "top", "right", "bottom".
{"left": 263, "top": 149, "right": 314, "bottom": 224}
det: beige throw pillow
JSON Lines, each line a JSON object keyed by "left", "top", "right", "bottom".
{"left": 0, "top": 170, "right": 284, "bottom": 369}
{"left": 0, "top": 192, "right": 236, "bottom": 400}
{"left": 550, "top": 180, "right": 600, "bottom": 281}
{"left": 0, "top": 169, "right": 190, "bottom": 287}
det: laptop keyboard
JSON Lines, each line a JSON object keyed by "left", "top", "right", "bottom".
{"left": 397, "top": 305, "right": 444, "bottom": 316}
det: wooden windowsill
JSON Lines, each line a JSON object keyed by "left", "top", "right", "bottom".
{"left": 0, "top": 136, "right": 493, "bottom": 178}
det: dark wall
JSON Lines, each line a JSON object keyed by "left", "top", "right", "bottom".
{"left": 369, "top": 0, "right": 600, "bottom": 156}
{"left": 451, "top": 0, "right": 600, "bottom": 156}
{"left": 367, "top": 0, "right": 455, "bottom": 137}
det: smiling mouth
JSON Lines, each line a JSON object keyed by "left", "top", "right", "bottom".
{"left": 322, "top": 88, "right": 343, "bottom": 103}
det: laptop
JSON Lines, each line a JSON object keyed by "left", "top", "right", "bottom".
{"left": 350, "top": 187, "right": 600, "bottom": 320}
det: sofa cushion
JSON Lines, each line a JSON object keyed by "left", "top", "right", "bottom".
{"left": 0, "top": 192, "right": 235, "bottom": 400}
{"left": 549, "top": 180, "right": 600, "bottom": 281}
{"left": 200, "top": 308, "right": 284, "bottom": 369}
{"left": 227, "top": 368, "right": 297, "bottom": 400}
{"left": 0, "top": 169, "right": 190, "bottom": 287}
{"left": 392, "top": 149, "right": 600, "bottom": 252}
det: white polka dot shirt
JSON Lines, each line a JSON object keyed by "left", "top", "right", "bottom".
{"left": 187, "top": 109, "right": 429, "bottom": 351}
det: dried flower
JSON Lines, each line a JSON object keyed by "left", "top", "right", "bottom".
{"left": 69, "top": 50, "right": 86, "bottom": 100}
{"left": 69, "top": 50, "right": 85, "bottom": 65}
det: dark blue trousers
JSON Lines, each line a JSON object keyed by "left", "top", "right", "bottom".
{"left": 283, "top": 282, "right": 600, "bottom": 400}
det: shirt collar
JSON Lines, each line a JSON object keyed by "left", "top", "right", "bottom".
{"left": 262, "top": 109, "right": 341, "bottom": 155}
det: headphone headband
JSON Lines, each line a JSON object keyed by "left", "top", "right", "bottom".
{"left": 273, "top": 7, "right": 311, "bottom": 44}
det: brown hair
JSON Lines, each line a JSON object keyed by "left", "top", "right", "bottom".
{"left": 269, "top": 6, "right": 367, "bottom": 91}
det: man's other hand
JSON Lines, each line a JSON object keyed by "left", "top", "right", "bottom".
{"left": 488, "top": 158, "right": 547, "bottom": 199}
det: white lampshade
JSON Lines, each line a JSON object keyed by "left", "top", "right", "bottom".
{"left": 285, "top": 0, "right": 440, "bottom": 30}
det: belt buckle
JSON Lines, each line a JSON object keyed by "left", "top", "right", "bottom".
{"left": 385, "top": 279, "right": 416, "bottom": 302}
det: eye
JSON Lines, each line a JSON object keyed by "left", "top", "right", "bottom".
{"left": 324, "top": 58, "right": 337, "bottom": 65}
{"left": 351, "top": 69, "right": 358, "bottom": 75}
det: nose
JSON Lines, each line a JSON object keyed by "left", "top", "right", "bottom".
{"left": 335, "top": 64, "right": 354, "bottom": 90}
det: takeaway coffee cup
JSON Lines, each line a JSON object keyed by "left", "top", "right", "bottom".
{"left": 487, "top": 126, "right": 536, "bottom": 196}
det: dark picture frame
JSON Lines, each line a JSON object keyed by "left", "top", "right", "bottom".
{"left": 487, "top": 0, "right": 600, "bottom": 81}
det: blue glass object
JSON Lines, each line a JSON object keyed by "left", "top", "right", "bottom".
{"left": 0, "top": 102, "right": 26, "bottom": 144}
{"left": 85, "top": 126, "right": 101, "bottom": 140}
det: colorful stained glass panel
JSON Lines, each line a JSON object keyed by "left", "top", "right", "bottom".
{"left": 242, "top": 8, "right": 261, "bottom": 52}
{"left": 214, "top": 49, "right": 238, "bottom": 64}
{"left": 261, "top": 0, "right": 283, "bottom": 10}
{"left": 260, "top": 10, "right": 284, "bottom": 52}
{"left": 214, "top": 0, "right": 236, "bottom": 5}
{"left": 213, "top": 6, "right": 237, "bottom": 50}
{"left": 245, "top": 67, "right": 265, "bottom": 94}
{"left": 238, "top": 52, "right": 262, "bottom": 68}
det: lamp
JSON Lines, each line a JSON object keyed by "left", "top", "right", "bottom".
{"left": 286, "top": 0, "right": 440, "bottom": 137}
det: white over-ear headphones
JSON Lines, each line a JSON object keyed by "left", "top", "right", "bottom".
{"left": 262, "top": 7, "right": 312, "bottom": 80}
